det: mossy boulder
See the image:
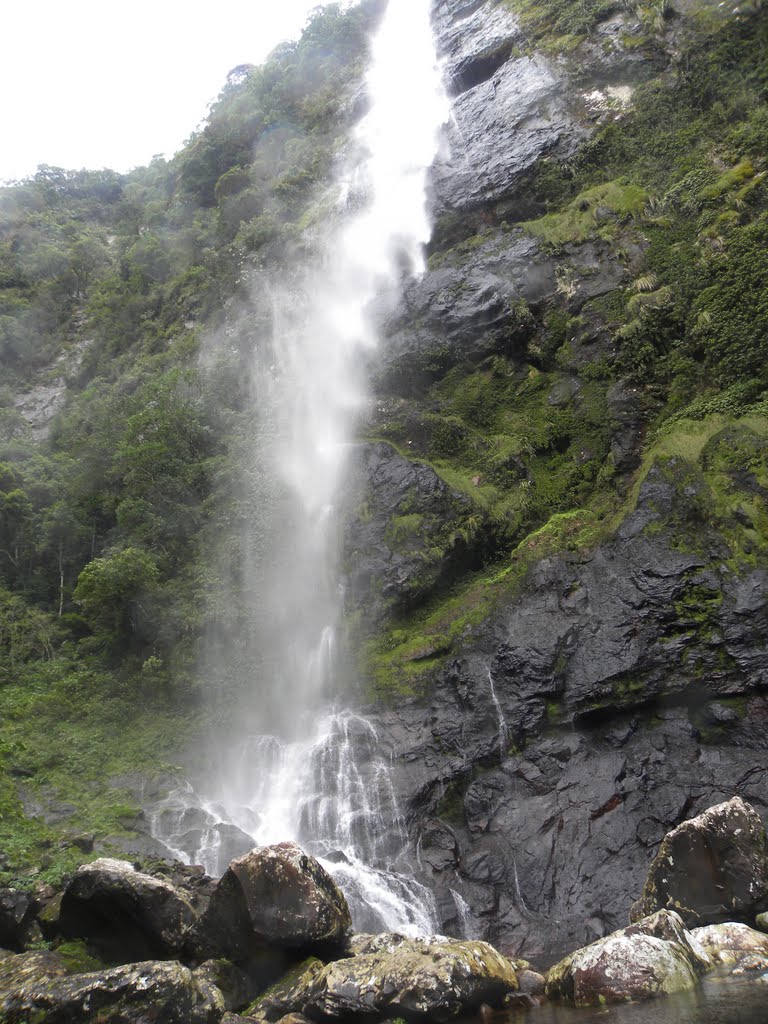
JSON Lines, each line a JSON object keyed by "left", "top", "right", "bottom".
{"left": 252, "top": 934, "right": 518, "bottom": 1022}
{"left": 691, "top": 923, "right": 768, "bottom": 965}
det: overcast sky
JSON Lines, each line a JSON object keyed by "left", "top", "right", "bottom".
{"left": 0, "top": 1, "right": 338, "bottom": 183}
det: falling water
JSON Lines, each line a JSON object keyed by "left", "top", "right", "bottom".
{"left": 151, "top": 0, "right": 448, "bottom": 934}
{"left": 450, "top": 889, "right": 477, "bottom": 939}
{"left": 487, "top": 666, "right": 509, "bottom": 758}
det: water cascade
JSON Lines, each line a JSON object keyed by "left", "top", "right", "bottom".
{"left": 151, "top": 0, "right": 449, "bottom": 935}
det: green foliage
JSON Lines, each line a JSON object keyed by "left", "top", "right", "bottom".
{"left": 503, "top": 0, "right": 623, "bottom": 49}
{"left": 73, "top": 547, "right": 160, "bottom": 643}
{"left": 521, "top": 180, "right": 647, "bottom": 248}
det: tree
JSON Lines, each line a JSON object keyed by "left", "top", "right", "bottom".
{"left": 73, "top": 546, "right": 160, "bottom": 645}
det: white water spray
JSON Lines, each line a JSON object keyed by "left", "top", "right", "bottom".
{"left": 151, "top": 0, "right": 449, "bottom": 935}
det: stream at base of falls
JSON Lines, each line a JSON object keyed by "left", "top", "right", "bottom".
{"left": 457, "top": 970, "right": 768, "bottom": 1024}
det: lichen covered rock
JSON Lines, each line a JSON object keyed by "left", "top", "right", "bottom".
{"left": 546, "top": 910, "right": 711, "bottom": 1006}
{"left": 0, "top": 955, "right": 222, "bottom": 1023}
{"left": 691, "top": 922, "right": 768, "bottom": 965}
{"left": 630, "top": 797, "right": 768, "bottom": 927}
{"left": 252, "top": 935, "right": 517, "bottom": 1022}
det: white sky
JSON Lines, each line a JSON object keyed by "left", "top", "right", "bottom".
{"left": 0, "top": 1, "right": 333, "bottom": 184}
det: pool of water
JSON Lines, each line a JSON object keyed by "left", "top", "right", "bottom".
{"left": 465, "top": 969, "right": 768, "bottom": 1024}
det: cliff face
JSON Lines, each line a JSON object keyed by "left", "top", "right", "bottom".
{"left": 340, "top": 0, "right": 768, "bottom": 956}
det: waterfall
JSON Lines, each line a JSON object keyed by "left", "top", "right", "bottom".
{"left": 150, "top": 0, "right": 449, "bottom": 936}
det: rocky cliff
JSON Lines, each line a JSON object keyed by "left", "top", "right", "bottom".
{"left": 338, "top": 0, "right": 768, "bottom": 958}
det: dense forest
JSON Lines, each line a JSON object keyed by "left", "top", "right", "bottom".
{"left": 1, "top": 0, "right": 767, "bottom": 892}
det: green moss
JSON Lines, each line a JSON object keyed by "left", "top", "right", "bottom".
{"left": 385, "top": 513, "right": 425, "bottom": 549}
{"left": 247, "top": 957, "right": 323, "bottom": 1015}
{"left": 521, "top": 181, "right": 647, "bottom": 248}
{"left": 0, "top": 656, "right": 199, "bottom": 888}
{"left": 365, "top": 506, "right": 609, "bottom": 698}
{"left": 700, "top": 159, "right": 756, "bottom": 201}
{"left": 367, "top": 409, "right": 768, "bottom": 703}
{"left": 54, "top": 939, "right": 106, "bottom": 975}
{"left": 502, "top": 0, "right": 636, "bottom": 50}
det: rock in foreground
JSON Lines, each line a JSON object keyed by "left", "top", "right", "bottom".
{"left": 199, "top": 842, "right": 352, "bottom": 961}
{"left": 0, "top": 953, "right": 222, "bottom": 1024}
{"left": 630, "top": 797, "right": 768, "bottom": 928}
{"left": 546, "top": 910, "right": 711, "bottom": 1006}
{"left": 691, "top": 922, "right": 768, "bottom": 965}
{"left": 59, "top": 857, "right": 197, "bottom": 962}
{"left": 252, "top": 934, "right": 518, "bottom": 1022}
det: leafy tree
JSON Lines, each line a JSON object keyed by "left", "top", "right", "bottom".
{"left": 73, "top": 546, "right": 160, "bottom": 645}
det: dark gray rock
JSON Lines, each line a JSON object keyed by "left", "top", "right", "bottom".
{"left": 193, "top": 959, "right": 259, "bottom": 1012}
{"left": 433, "top": 0, "right": 522, "bottom": 95}
{"left": 59, "top": 858, "right": 198, "bottom": 962}
{"left": 0, "top": 890, "right": 38, "bottom": 952}
{"left": 357, "top": 459, "right": 768, "bottom": 957}
{"left": 630, "top": 798, "right": 768, "bottom": 927}
{"left": 431, "top": 30, "right": 583, "bottom": 210}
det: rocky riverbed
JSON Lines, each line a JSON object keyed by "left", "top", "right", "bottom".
{"left": 2, "top": 798, "right": 767, "bottom": 1022}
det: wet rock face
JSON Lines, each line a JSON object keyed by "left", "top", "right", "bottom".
{"left": 59, "top": 858, "right": 198, "bottom": 962}
{"left": 546, "top": 910, "right": 711, "bottom": 1006}
{"left": 430, "top": 0, "right": 584, "bottom": 211}
{"left": 352, "top": 452, "right": 768, "bottom": 953}
{"left": 253, "top": 935, "right": 519, "bottom": 1023}
{"left": 199, "top": 843, "right": 352, "bottom": 961}
{"left": 631, "top": 798, "right": 768, "bottom": 927}
{"left": 0, "top": 954, "right": 222, "bottom": 1024}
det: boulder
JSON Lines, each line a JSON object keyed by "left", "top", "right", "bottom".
{"left": 193, "top": 958, "right": 259, "bottom": 1011}
{"left": 38, "top": 892, "right": 64, "bottom": 938}
{"left": 253, "top": 935, "right": 518, "bottom": 1022}
{"left": 198, "top": 843, "right": 351, "bottom": 961}
{"left": 630, "top": 797, "right": 768, "bottom": 927}
{"left": 733, "top": 954, "right": 768, "bottom": 974}
{"left": 59, "top": 857, "right": 198, "bottom": 962}
{"left": 0, "top": 954, "right": 222, "bottom": 1023}
{"left": 0, "top": 889, "right": 38, "bottom": 951}
{"left": 546, "top": 910, "right": 711, "bottom": 1006}
{"left": 757, "top": 912, "right": 768, "bottom": 932}
{"left": 517, "top": 968, "right": 546, "bottom": 996}
{"left": 691, "top": 922, "right": 768, "bottom": 965}
{"left": 246, "top": 958, "right": 325, "bottom": 1022}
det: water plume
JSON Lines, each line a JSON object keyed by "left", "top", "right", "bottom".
{"left": 151, "top": 0, "right": 449, "bottom": 934}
